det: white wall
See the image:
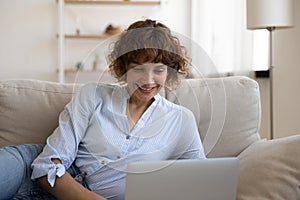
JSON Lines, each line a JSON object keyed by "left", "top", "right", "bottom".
{"left": 0, "top": 0, "right": 57, "bottom": 81}
{"left": 272, "top": 0, "right": 300, "bottom": 138}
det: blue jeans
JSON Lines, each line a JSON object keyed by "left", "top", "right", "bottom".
{"left": 0, "top": 144, "right": 88, "bottom": 200}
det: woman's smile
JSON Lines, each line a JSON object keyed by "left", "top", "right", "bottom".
{"left": 137, "top": 84, "right": 159, "bottom": 93}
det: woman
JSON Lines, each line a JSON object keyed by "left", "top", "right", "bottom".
{"left": 0, "top": 19, "right": 205, "bottom": 200}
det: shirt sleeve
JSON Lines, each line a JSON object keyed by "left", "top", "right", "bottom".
{"left": 31, "top": 83, "right": 97, "bottom": 186}
{"left": 174, "top": 107, "right": 206, "bottom": 160}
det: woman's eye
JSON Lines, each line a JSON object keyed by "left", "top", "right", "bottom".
{"left": 155, "top": 68, "right": 166, "bottom": 73}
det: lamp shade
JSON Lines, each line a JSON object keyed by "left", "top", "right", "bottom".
{"left": 247, "top": 0, "right": 294, "bottom": 29}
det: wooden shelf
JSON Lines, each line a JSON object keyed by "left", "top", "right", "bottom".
{"left": 64, "top": 34, "right": 114, "bottom": 39}
{"left": 64, "top": 0, "right": 161, "bottom": 5}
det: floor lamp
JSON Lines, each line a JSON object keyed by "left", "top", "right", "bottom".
{"left": 246, "top": 0, "right": 294, "bottom": 139}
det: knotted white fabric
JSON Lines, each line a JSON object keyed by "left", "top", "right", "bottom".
{"left": 47, "top": 163, "right": 66, "bottom": 187}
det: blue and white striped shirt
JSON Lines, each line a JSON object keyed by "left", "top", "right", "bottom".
{"left": 31, "top": 83, "right": 206, "bottom": 200}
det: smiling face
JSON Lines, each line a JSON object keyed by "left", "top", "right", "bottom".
{"left": 126, "top": 62, "right": 168, "bottom": 104}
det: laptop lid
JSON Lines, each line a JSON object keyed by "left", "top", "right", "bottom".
{"left": 125, "top": 158, "right": 239, "bottom": 200}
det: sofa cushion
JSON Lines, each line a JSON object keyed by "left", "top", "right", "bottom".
{"left": 166, "top": 76, "right": 261, "bottom": 157}
{"left": 237, "top": 134, "right": 300, "bottom": 199}
{"left": 0, "top": 79, "right": 80, "bottom": 148}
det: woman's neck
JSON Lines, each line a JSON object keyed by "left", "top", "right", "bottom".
{"left": 126, "top": 97, "right": 154, "bottom": 131}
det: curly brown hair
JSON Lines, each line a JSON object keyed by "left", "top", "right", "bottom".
{"left": 108, "top": 19, "right": 190, "bottom": 89}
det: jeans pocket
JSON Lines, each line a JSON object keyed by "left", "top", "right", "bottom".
{"left": 67, "top": 163, "right": 90, "bottom": 190}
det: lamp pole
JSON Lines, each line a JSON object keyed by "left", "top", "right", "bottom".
{"left": 267, "top": 27, "right": 275, "bottom": 139}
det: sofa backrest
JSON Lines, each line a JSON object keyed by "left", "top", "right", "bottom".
{"left": 0, "top": 79, "right": 80, "bottom": 147}
{"left": 0, "top": 76, "right": 261, "bottom": 157}
{"left": 166, "top": 76, "right": 261, "bottom": 157}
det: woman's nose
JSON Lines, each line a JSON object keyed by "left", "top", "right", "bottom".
{"left": 141, "top": 71, "right": 155, "bottom": 84}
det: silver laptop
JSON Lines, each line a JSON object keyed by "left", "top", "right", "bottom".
{"left": 125, "top": 158, "right": 239, "bottom": 200}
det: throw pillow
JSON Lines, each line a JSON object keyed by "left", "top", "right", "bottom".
{"left": 237, "top": 134, "right": 300, "bottom": 200}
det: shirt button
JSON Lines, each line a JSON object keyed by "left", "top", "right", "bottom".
{"left": 126, "top": 135, "right": 130, "bottom": 140}
{"left": 117, "top": 156, "right": 121, "bottom": 159}
{"left": 101, "top": 160, "right": 105, "bottom": 164}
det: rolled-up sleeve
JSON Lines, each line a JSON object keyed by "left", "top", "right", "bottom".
{"left": 31, "top": 83, "right": 96, "bottom": 186}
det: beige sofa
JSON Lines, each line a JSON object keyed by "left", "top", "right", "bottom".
{"left": 0, "top": 76, "right": 299, "bottom": 199}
